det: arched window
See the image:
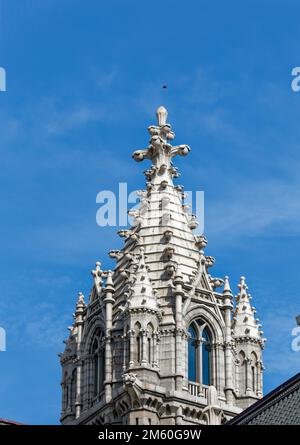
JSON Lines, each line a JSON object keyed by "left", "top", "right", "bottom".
{"left": 147, "top": 323, "right": 154, "bottom": 365}
{"left": 202, "top": 328, "right": 210, "bottom": 385}
{"left": 124, "top": 325, "right": 130, "bottom": 368}
{"left": 251, "top": 352, "right": 258, "bottom": 393}
{"left": 62, "top": 371, "right": 68, "bottom": 412}
{"left": 135, "top": 322, "right": 142, "bottom": 364}
{"left": 65, "top": 384, "right": 69, "bottom": 409}
{"left": 90, "top": 330, "right": 105, "bottom": 397}
{"left": 188, "top": 321, "right": 211, "bottom": 386}
{"left": 71, "top": 368, "right": 77, "bottom": 410}
{"left": 188, "top": 325, "right": 197, "bottom": 382}
{"left": 238, "top": 351, "right": 246, "bottom": 394}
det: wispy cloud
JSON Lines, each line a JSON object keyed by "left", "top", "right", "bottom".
{"left": 263, "top": 313, "right": 300, "bottom": 376}
{"left": 41, "top": 101, "right": 107, "bottom": 135}
{"left": 95, "top": 70, "right": 117, "bottom": 90}
{"left": 206, "top": 174, "right": 300, "bottom": 241}
{"left": 0, "top": 272, "right": 73, "bottom": 349}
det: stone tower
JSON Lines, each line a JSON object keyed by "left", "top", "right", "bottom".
{"left": 59, "top": 106, "right": 265, "bottom": 425}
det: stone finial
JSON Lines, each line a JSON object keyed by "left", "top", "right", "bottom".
{"left": 92, "top": 261, "right": 102, "bottom": 278}
{"left": 132, "top": 107, "right": 190, "bottom": 186}
{"left": 156, "top": 105, "right": 168, "bottom": 126}
{"left": 105, "top": 270, "right": 115, "bottom": 291}
{"left": 77, "top": 291, "right": 85, "bottom": 306}
{"left": 238, "top": 276, "right": 248, "bottom": 298}
{"left": 223, "top": 276, "right": 232, "bottom": 294}
{"left": 91, "top": 261, "right": 103, "bottom": 295}
{"left": 75, "top": 292, "right": 86, "bottom": 323}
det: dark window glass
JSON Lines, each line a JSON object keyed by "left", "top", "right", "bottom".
{"left": 188, "top": 323, "right": 211, "bottom": 385}
{"left": 202, "top": 328, "right": 210, "bottom": 385}
{"left": 188, "top": 325, "right": 197, "bottom": 382}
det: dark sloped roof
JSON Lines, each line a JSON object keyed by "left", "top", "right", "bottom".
{"left": 0, "top": 418, "right": 23, "bottom": 425}
{"left": 228, "top": 372, "right": 300, "bottom": 425}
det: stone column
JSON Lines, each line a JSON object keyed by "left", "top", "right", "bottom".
{"left": 61, "top": 382, "right": 66, "bottom": 414}
{"left": 175, "top": 328, "right": 183, "bottom": 390}
{"left": 141, "top": 329, "right": 148, "bottom": 365}
{"left": 67, "top": 379, "right": 71, "bottom": 412}
{"left": 153, "top": 333, "right": 159, "bottom": 368}
{"left": 129, "top": 330, "right": 135, "bottom": 368}
{"left": 223, "top": 277, "right": 234, "bottom": 403}
{"left": 246, "top": 358, "right": 252, "bottom": 394}
{"left": 85, "top": 356, "right": 92, "bottom": 409}
{"left": 103, "top": 271, "right": 115, "bottom": 403}
{"left": 174, "top": 272, "right": 184, "bottom": 391}
{"left": 234, "top": 360, "right": 239, "bottom": 393}
{"left": 214, "top": 342, "right": 224, "bottom": 394}
{"left": 196, "top": 339, "right": 202, "bottom": 387}
{"left": 82, "top": 357, "right": 87, "bottom": 409}
{"left": 122, "top": 332, "right": 129, "bottom": 371}
{"left": 87, "top": 356, "right": 93, "bottom": 407}
{"left": 81, "top": 358, "right": 87, "bottom": 410}
{"left": 257, "top": 360, "right": 263, "bottom": 397}
{"left": 208, "top": 342, "right": 215, "bottom": 387}
{"left": 74, "top": 292, "right": 85, "bottom": 418}
{"left": 176, "top": 406, "right": 184, "bottom": 425}
{"left": 75, "top": 364, "right": 82, "bottom": 418}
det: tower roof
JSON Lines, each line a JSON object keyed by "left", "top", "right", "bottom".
{"left": 109, "top": 106, "right": 225, "bottom": 316}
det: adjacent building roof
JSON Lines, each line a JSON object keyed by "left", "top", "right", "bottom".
{"left": 0, "top": 418, "right": 23, "bottom": 425}
{"left": 228, "top": 372, "right": 300, "bottom": 425}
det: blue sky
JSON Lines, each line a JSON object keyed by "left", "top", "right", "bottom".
{"left": 0, "top": 0, "right": 299, "bottom": 424}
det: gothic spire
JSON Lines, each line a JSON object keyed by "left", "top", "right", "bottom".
{"left": 125, "top": 247, "right": 158, "bottom": 311}
{"left": 232, "top": 276, "right": 263, "bottom": 340}
{"left": 110, "top": 106, "right": 203, "bottom": 301}
{"left": 60, "top": 106, "right": 266, "bottom": 424}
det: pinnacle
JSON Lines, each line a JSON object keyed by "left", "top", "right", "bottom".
{"left": 223, "top": 276, "right": 232, "bottom": 293}
{"left": 233, "top": 277, "right": 262, "bottom": 340}
{"left": 105, "top": 270, "right": 114, "bottom": 289}
{"left": 156, "top": 105, "right": 168, "bottom": 126}
{"left": 76, "top": 291, "right": 86, "bottom": 308}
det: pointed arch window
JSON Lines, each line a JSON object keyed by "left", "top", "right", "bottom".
{"left": 70, "top": 368, "right": 77, "bottom": 410}
{"left": 124, "top": 325, "right": 130, "bottom": 368}
{"left": 188, "top": 321, "right": 211, "bottom": 386}
{"left": 147, "top": 323, "right": 154, "bottom": 365}
{"left": 202, "top": 328, "right": 210, "bottom": 386}
{"left": 238, "top": 351, "right": 246, "bottom": 394}
{"left": 134, "top": 322, "right": 142, "bottom": 364}
{"left": 250, "top": 351, "right": 258, "bottom": 394}
{"left": 90, "top": 330, "right": 105, "bottom": 397}
{"left": 62, "top": 371, "right": 69, "bottom": 412}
